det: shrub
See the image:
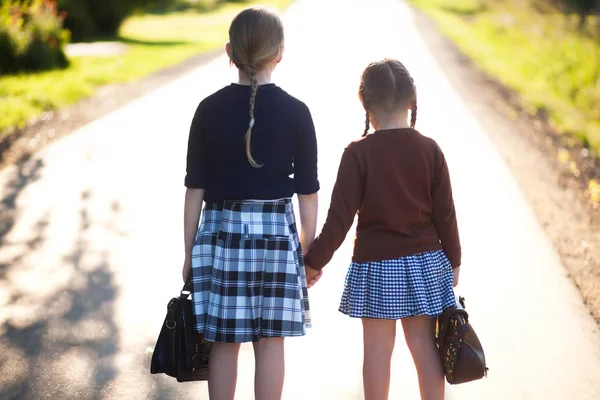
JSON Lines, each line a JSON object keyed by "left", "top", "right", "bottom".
{"left": 0, "top": 0, "right": 70, "bottom": 75}
{"left": 58, "top": 0, "right": 157, "bottom": 41}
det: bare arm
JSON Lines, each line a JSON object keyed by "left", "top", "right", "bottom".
{"left": 184, "top": 188, "right": 205, "bottom": 257}
{"left": 182, "top": 188, "right": 205, "bottom": 282}
{"left": 298, "top": 193, "right": 318, "bottom": 252}
{"left": 182, "top": 99, "right": 207, "bottom": 281}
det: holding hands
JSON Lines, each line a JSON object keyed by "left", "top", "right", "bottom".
{"left": 305, "top": 265, "right": 323, "bottom": 288}
{"left": 297, "top": 193, "right": 321, "bottom": 288}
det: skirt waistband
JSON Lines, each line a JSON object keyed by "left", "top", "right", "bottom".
{"left": 206, "top": 198, "right": 292, "bottom": 212}
{"left": 201, "top": 198, "right": 296, "bottom": 237}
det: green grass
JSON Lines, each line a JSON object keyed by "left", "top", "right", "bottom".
{"left": 410, "top": 0, "right": 600, "bottom": 153}
{"left": 0, "top": 0, "right": 292, "bottom": 136}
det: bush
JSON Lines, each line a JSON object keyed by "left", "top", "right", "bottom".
{"left": 0, "top": 0, "right": 70, "bottom": 75}
{"left": 58, "top": 0, "right": 158, "bottom": 41}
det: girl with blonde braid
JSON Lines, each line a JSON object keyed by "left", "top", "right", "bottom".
{"left": 182, "top": 7, "right": 320, "bottom": 400}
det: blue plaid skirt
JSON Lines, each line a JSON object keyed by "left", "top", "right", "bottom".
{"left": 190, "top": 198, "right": 311, "bottom": 343}
{"left": 339, "top": 250, "right": 456, "bottom": 319}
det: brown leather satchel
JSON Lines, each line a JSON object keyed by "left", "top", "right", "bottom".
{"left": 436, "top": 296, "right": 488, "bottom": 384}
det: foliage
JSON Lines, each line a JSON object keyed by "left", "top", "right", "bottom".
{"left": 57, "top": 0, "right": 250, "bottom": 40}
{"left": 57, "top": 0, "right": 155, "bottom": 41}
{"left": 411, "top": 0, "right": 600, "bottom": 152}
{"left": 0, "top": 0, "right": 69, "bottom": 75}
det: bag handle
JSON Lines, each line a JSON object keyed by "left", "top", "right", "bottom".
{"left": 180, "top": 279, "right": 193, "bottom": 299}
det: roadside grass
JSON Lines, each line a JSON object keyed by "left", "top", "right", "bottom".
{"left": 0, "top": 0, "right": 292, "bottom": 137}
{"left": 409, "top": 0, "right": 600, "bottom": 154}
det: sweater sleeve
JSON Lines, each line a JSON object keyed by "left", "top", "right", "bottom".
{"left": 293, "top": 103, "right": 320, "bottom": 194}
{"left": 431, "top": 147, "right": 461, "bottom": 268}
{"left": 303, "top": 145, "right": 364, "bottom": 270}
{"left": 184, "top": 102, "right": 207, "bottom": 189}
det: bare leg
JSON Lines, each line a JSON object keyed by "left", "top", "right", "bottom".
{"left": 362, "top": 318, "right": 397, "bottom": 400}
{"left": 253, "top": 337, "right": 285, "bottom": 400}
{"left": 401, "top": 316, "right": 444, "bottom": 400}
{"left": 208, "top": 342, "right": 241, "bottom": 400}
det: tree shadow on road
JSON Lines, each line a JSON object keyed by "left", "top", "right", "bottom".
{"left": 0, "top": 157, "right": 45, "bottom": 281}
{"left": 0, "top": 180, "right": 120, "bottom": 399}
{"left": 118, "top": 37, "right": 191, "bottom": 47}
{"left": 0, "top": 158, "right": 183, "bottom": 399}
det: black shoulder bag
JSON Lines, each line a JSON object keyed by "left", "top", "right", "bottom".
{"left": 150, "top": 281, "right": 211, "bottom": 382}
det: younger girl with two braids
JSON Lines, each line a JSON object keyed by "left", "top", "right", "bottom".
{"left": 182, "top": 7, "right": 319, "bottom": 400}
{"left": 304, "top": 59, "right": 461, "bottom": 400}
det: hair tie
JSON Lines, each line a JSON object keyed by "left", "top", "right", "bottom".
{"left": 249, "top": 118, "right": 255, "bottom": 128}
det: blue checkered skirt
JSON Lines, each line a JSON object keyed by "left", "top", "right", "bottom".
{"left": 190, "top": 198, "right": 311, "bottom": 343}
{"left": 339, "top": 250, "right": 456, "bottom": 319}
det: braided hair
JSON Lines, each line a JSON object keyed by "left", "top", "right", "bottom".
{"left": 358, "top": 59, "right": 417, "bottom": 136}
{"left": 244, "top": 65, "right": 261, "bottom": 167}
{"left": 228, "top": 7, "right": 284, "bottom": 168}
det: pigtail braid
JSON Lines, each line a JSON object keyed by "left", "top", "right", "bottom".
{"left": 363, "top": 108, "right": 370, "bottom": 137}
{"left": 245, "top": 65, "right": 262, "bottom": 168}
{"left": 359, "top": 59, "right": 417, "bottom": 135}
{"left": 410, "top": 98, "right": 417, "bottom": 128}
{"left": 408, "top": 72, "right": 417, "bottom": 128}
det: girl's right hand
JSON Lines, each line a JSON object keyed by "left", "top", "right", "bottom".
{"left": 452, "top": 266, "right": 460, "bottom": 287}
{"left": 182, "top": 257, "right": 192, "bottom": 283}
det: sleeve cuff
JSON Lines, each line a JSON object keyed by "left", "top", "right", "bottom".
{"left": 184, "top": 175, "right": 206, "bottom": 188}
{"left": 295, "top": 181, "right": 320, "bottom": 195}
{"left": 448, "top": 250, "right": 461, "bottom": 269}
{"left": 303, "top": 252, "right": 325, "bottom": 271}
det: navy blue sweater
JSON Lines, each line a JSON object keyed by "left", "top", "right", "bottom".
{"left": 185, "top": 83, "right": 320, "bottom": 203}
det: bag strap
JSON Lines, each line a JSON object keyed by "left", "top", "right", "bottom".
{"left": 180, "top": 279, "right": 193, "bottom": 299}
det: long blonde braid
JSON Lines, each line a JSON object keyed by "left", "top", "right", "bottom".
{"left": 228, "top": 7, "right": 284, "bottom": 167}
{"left": 245, "top": 65, "right": 262, "bottom": 168}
